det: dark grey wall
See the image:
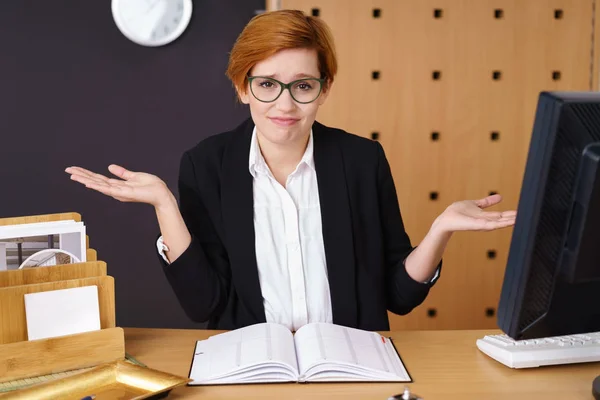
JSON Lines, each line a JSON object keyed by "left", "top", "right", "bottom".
{"left": 0, "top": 1, "right": 263, "bottom": 328}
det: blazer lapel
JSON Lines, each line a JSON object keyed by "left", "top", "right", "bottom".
{"left": 220, "top": 119, "right": 266, "bottom": 324}
{"left": 313, "top": 122, "right": 358, "bottom": 328}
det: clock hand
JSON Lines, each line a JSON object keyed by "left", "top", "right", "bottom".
{"left": 145, "top": 0, "right": 161, "bottom": 15}
{"left": 139, "top": 0, "right": 160, "bottom": 16}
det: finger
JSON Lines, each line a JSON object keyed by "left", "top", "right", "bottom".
{"left": 108, "top": 164, "right": 136, "bottom": 181}
{"left": 499, "top": 215, "right": 516, "bottom": 221}
{"left": 69, "top": 173, "right": 110, "bottom": 188}
{"left": 65, "top": 166, "right": 100, "bottom": 178}
{"left": 480, "top": 218, "right": 516, "bottom": 230}
{"left": 474, "top": 194, "right": 502, "bottom": 209}
{"left": 73, "top": 174, "right": 134, "bottom": 197}
{"left": 67, "top": 166, "right": 112, "bottom": 184}
{"left": 70, "top": 173, "right": 112, "bottom": 188}
{"left": 66, "top": 167, "right": 97, "bottom": 181}
{"left": 65, "top": 166, "right": 93, "bottom": 175}
{"left": 482, "top": 214, "right": 516, "bottom": 222}
{"left": 479, "top": 210, "right": 517, "bottom": 220}
{"left": 494, "top": 218, "right": 516, "bottom": 225}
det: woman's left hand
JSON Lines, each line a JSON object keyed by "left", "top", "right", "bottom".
{"left": 432, "top": 194, "right": 517, "bottom": 234}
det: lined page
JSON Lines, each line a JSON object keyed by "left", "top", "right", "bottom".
{"left": 294, "top": 323, "right": 408, "bottom": 381}
{"left": 189, "top": 322, "right": 299, "bottom": 383}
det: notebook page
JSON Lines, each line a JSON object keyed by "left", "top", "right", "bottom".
{"left": 294, "top": 323, "right": 409, "bottom": 381}
{"left": 384, "top": 338, "right": 410, "bottom": 379}
{"left": 189, "top": 322, "right": 299, "bottom": 383}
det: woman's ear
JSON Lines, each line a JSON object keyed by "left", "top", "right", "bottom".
{"left": 235, "top": 87, "right": 250, "bottom": 104}
{"left": 236, "top": 86, "right": 250, "bottom": 104}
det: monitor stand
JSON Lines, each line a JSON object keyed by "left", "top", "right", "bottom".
{"left": 593, "top": 375, "right": 600, "bottom": 400}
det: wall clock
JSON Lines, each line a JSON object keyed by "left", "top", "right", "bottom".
{"left": 111, "top": 0, "right": 193, "bottom": 47}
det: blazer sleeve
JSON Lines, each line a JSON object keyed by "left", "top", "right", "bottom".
{"left": 158, "top": 150, "right": 231, "bottom": 323}
{"left": 375, "top": 141, "right": 441, "bottom": 315}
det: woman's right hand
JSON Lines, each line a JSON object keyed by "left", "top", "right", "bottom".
{"left": 65, "top": 164, "right": 173, "bottom": 208}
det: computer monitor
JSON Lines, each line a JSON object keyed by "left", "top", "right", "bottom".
{"left": 497, "top": 91, "right": 600, "bottom": 341}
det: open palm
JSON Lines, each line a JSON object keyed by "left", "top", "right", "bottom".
{"left": 65, "top": 164, "right": 170, "bottom": 207}
{"left": 436, "top": 194, "right": 516, "bottom": 232}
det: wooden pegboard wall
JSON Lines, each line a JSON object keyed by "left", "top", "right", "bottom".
{"left": 267, "top": 0, "right": 599, "bottom": 330}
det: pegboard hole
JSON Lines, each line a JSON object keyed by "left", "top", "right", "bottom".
{"left": 373, "top": 8, "right": 381, "bottom": 18}
{"left": 430, "top": 191, "right": 439, "bottom": 201}
{"left": 432, "top": 70, "right": 441, "bottom": 80}
{"left": 434, "top": 9, "right": 443, "bottom": 18}
{"left": 490, "top": 131, "right": 500, "bottom": 141}
{"left": 372, "top": 71, "right": 381, "bottom": 80}
{"left": 494, "top": 9, "right": 504, "bottom": 19}
{"left": 552, "top": 71, "right": 561, "bottom": 81}
{"left": 311, "top": 8, "right": 320, "bottom": 17}
{"left": 427, "top": 308, "right": 437, "bottom": 318}
{"left": 485, "top": 308, "right": 496, "bottom": 317}
{"left": 371, "top": 132, "right": 380, "bottom": 141}
{"left": 489, "top": 191, "right": 498, "bottom": 196}
{"left": 487, "top": 249, "right": 497, "bottom": 259}
{"left": 554, "top": 9, "right": 563, "bottom": 19}
{"left": 492, "top": 71, "right": 502, "bottom": 80}
{"left": 431, "top": 131, "right": 440, "bottom": 141}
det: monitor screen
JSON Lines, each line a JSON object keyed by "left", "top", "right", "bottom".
{"left": 497, "top": 91, "right": 600, "bottom": 340}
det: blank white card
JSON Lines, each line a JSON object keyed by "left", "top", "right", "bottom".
{"left": 24, "top": 285, "right": 101, "bottom": 341}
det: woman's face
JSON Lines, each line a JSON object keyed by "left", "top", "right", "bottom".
{"left": 238, "top": 48, "right": 330, "bottom": 148}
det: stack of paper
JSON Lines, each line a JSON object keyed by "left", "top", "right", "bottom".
{"left": 0, "top": 220, "right": 86, "bottom": 271}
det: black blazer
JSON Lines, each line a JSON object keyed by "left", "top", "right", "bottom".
{"left": 159, "top": 118, "right": 440, "bottom": 330}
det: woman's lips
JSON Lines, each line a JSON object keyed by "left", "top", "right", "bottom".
{"left": 269, "top": 117, "right": 300, "bottom": 127}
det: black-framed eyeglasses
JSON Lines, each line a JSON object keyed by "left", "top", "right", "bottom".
{"left": 248, "top": 76, "right": 326, "bottom": 104}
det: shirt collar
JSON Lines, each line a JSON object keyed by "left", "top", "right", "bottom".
{"left": 248, "top": 126, "right": 315, "bottom": 178}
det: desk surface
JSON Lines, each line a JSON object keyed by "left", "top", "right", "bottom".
{"left": 124, "top": 328, "right": 599, "bottom": 400}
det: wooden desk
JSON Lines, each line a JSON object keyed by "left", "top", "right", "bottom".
{"left": 124, "top": 328, "right": 599, "bottom": 400}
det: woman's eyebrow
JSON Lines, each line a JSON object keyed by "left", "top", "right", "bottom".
{"left": 255, "top": 73, "right": 318, "bottom": 79}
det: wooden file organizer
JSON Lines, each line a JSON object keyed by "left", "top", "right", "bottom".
{"left": 0, "top": 213, "right": 125, "bottom": 384}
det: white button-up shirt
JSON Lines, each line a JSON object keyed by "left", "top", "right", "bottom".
{"left": 159, "top": 126, "right": 333, "bottom": 331}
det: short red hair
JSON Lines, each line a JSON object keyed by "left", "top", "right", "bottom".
{"left": 226, "top": 9, "right": 338, "bottom": 96}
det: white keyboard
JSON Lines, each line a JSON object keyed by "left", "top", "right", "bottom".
{"left": 476, "top": 332, "right": 600, "bottom": 368}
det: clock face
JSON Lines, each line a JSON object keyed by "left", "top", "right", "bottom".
{"left": 111, "top": 0, "right": 193, "bottom": 47}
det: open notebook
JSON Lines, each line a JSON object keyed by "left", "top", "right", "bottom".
{"left": 188, "top": 322, "right": 411, "bottom": 384}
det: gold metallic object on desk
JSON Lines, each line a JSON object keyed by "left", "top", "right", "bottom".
{"left": 2, "top": 360, "right": 191, "bottom": 400}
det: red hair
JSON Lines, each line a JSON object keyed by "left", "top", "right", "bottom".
{"left": 226, "top": 10, "right": 338, "bottom": 96}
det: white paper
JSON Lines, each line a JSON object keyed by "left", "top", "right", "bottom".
{"left": 294, "top": 323, "right": 411, "bottom": 382}
{"left": 189, "top": 322, "right": 298, "bottom": 384}
{"left": 24, "top": 285, "right": 101, "bottom": 341}
{"left": 0, "top": 220, "right": 86, "bottom": 270}
{"left": 0, "top": 243, "right": 6, "bottom": 271}
{"left": 187, "top": 322, "right": 411, "bottom": 384}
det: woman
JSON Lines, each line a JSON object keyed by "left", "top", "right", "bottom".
{"left": 65, "top": 10, "right": 515, "bottom": 331}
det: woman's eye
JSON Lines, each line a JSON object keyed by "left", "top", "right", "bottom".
{"left": 296, "top": 82, "right": 312, "bottom": 90}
